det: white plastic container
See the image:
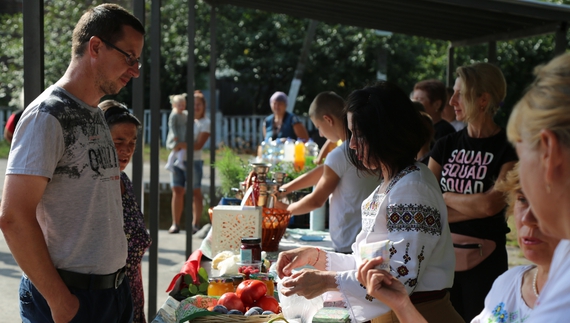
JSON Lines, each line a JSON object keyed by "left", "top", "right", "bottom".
{"left": 283, "top": 138, "right": 295, "bottom": 162}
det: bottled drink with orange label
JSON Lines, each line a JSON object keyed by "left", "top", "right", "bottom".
{"left": 294, "top": 139, "right": 305, "bottom": 171}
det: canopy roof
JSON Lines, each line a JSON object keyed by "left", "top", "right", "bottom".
{"left": 212, "top": 0, "right": 570, "bottom": 46}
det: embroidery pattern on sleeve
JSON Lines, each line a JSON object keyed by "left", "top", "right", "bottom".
{"left": 403, "top": 246, "right": 425, "bottom": 288}
{"left": 387, "top": 204, "right": 442, "bottom": 235}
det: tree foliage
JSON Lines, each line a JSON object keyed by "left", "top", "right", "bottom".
{"left": 0, "top": 0, "right": 568, "bottom": 128}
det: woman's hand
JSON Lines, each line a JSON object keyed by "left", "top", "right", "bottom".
{"left": 280, "top": 269, "right": 337, "bottom": 299}
{"left": 275, "top": 247, "right": 318, "bottom": 279}
{"left": 357, "top": 257, "right": 409, "bottom": 310}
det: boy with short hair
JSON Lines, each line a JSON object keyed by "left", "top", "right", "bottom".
{"left": 280, "top": 91, "right": 380, "bottom": 253}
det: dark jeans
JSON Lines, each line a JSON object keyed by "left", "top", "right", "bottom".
{"left": 449, "top": 239, "right": 508, "bottom": 322}
{"left": 19, "top": 274, "right": 133, "bottom": 323}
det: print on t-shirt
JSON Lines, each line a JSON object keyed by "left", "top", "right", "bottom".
{"left": 440, "top": 149, "right": 494, "bottom": 194}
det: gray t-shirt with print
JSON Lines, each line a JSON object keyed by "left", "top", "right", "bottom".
{"left": 6, "top": 85, "right": 126, "bottom": 275}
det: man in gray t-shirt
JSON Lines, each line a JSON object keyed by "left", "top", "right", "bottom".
{"left": 0, "top": 4, "right": 144, "bottom": 322}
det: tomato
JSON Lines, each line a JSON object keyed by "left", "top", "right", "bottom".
{"left": 255, "top": 295, "right": 280, "bottom": 313}
{"left": 217, "top": 292, "right": 245, "bottom": 313}
{"left": 236, "top": 279, "right": 267, "bottom": 306}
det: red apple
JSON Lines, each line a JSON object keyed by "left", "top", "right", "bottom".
{"left": 236, "top": 280, "right": 267, "bottom": 306}
{"left": 218, "top": 292, "right": 245, "bottom": 313}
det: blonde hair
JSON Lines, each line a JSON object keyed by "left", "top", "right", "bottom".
{"left": 507, "top": 54, "right": 570, "bottom": 150}
{"left": 494, "top": 162, "right": 520, "bottom": 218}
{"left": 308, "top": 91, "right": 345, "bottom": 120}
{"left": 169, "top": 93, "right": 187, "bottom": 106}
{"left": 456, "top": 63, "right": 506, "bottom": 123}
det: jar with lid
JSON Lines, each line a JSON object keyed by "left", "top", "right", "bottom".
{"left": 207, "top": 277, "right": 234, "bottom": 296}
{"left": 240, "top": 237, "right": 262, "bottom": 262}
{"left": 231, "top": 275, "right": 244, "bottom": 291}
{"left": 250, "top": 273, "right": 275, "bottom": 297}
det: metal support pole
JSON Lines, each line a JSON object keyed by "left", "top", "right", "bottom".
{"left": 185, "top": 0, "right": 197, "bottom": 258}
{"left": 131, "top": 0, "right": 145, "bottom": 207}
{"left": 23, "top": 0, "right": 44, "bottom": 106}
{"left": 209, "top": 4, "right": 218, "bottom": 207}
{"left": 148, "top": 0, "right": 162, "bottom": 317}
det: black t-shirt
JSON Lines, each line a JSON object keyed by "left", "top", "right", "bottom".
{"left": 430, "top": 128, "right": 518, "bottom": 241}
{"left": 434, "top": 119, "right": 456, "bottom": 141}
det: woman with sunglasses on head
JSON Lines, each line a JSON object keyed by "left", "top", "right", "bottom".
{"left": 275, "top": 82, "right": 462, "bottom": 323}
{"left": 428, "top": 63, "right": 517, "bottom": 322}
{"left": 100, "top": 100, "right": 151, "bottom": 323}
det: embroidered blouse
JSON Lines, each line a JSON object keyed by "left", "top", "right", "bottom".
{"left": 122, "top": 172, "right": 152, "bottom": 323}
{"left": 326, "top": 163, "right": 455, "bottom": 322}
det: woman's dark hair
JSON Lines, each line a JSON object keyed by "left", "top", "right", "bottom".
{"left": 99, "top": 99, "right": 142, "bottom": 130}
{"left": 344, "top": 81, "right": 429, "bottom": 179}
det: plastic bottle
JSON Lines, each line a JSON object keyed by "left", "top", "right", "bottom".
{"left": 283, "top": 138, "right": 295, "bottom": 162}
{"left": 273, "top": 139, "right": 284, "bottom": 163}
{"left": 305, "top": 139, "right": 319, "bottom": 157}
{"left": 260, "top": 141, "right": 269, "bottom": 162}
{"left": 294, "top": 139, "right": 306, "bottom": 171}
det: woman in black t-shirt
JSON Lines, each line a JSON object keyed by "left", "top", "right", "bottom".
{"left": 429, "top": 63, "right": 517, "bottom": 322}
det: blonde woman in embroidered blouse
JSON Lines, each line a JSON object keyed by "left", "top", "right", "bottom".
{"left": 275, "top": 82, "right": 461, "bottom": 323}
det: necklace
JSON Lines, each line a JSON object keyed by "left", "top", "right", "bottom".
{"left": 533, "top": 267, "right": 540, "bottom": 298}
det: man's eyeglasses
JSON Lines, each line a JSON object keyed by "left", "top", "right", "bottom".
{"left": 99, "top": 37, "right": 142, "bottom": 70}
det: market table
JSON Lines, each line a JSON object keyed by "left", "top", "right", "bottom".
{"left": 151, "top": 228, "right": 335, "bottom": 323}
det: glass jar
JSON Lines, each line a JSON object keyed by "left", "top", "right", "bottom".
{"left": 232, "top": 275, "right": 244, "bottom": 291}
{"left": 207, "top": 277, "right": 234, "bottom": 296}
{"left": 250, "top": 273, "right": 275, "bottom": 296}
{"left": 240, "top": 237, "right": 262, "bottom": 262}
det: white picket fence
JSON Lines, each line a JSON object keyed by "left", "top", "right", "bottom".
{"left": 143, "top": 111, "right": 315, "bottom": 150}
{"left": 0, "top": 107, "right": 314, "bottom": 149}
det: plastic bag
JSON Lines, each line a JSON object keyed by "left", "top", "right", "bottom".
{"left": 277, "top": 276, "right": 324, "bottom": 323}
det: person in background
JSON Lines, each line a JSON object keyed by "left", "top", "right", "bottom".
{"left": 442, "top": 87, "right": 466, "bottom": 132}
{"left": 416, "top": 111, "right": 434, "bottom": 165}
{"left": 413, "top": 79, "right": 456, "bottom": 141}
{"left": 4, "top": 109, "right": 24, "bottom": 144}
{"left": 278, "top": 91, "right": 380, "bottom": 253}
{"left": 263, "top": 91, "right": 309, "bottom": 142}
{"left": 356, "top": 53, "right": 570, "bottom": 323}
{"left": 429, "top": 62, "right": 517, "bottom": 322}
{"left": 0, "top": 4, "right": 144, "bottom": 322}
{"left": 166, "top": 93, "right": 188, "bottom": 234}
{"left": 100, "top": 100, "right": 152, "bottom": 323}
{"left": 168, "top": 91, "right": 210, "bottom": 234}
{"left": 276, "top": 82, "right": 461, "bottom": 323}
{"left": 165, "top": 94, "right": 188, "bottom": 173}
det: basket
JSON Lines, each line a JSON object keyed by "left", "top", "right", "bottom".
{"left": 191, "top": 313, "right": 285, "bottom": 322}
{"left": 261, "top": 207, "right": 291, "bottom": 252}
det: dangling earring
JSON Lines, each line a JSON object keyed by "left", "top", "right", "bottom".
{"left": 546, "top": 183, "right": 551, "bottom": 194}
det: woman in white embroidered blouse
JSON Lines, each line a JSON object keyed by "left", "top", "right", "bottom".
{"left": 275, "top": 82, "right": 462, "bottom": 323}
